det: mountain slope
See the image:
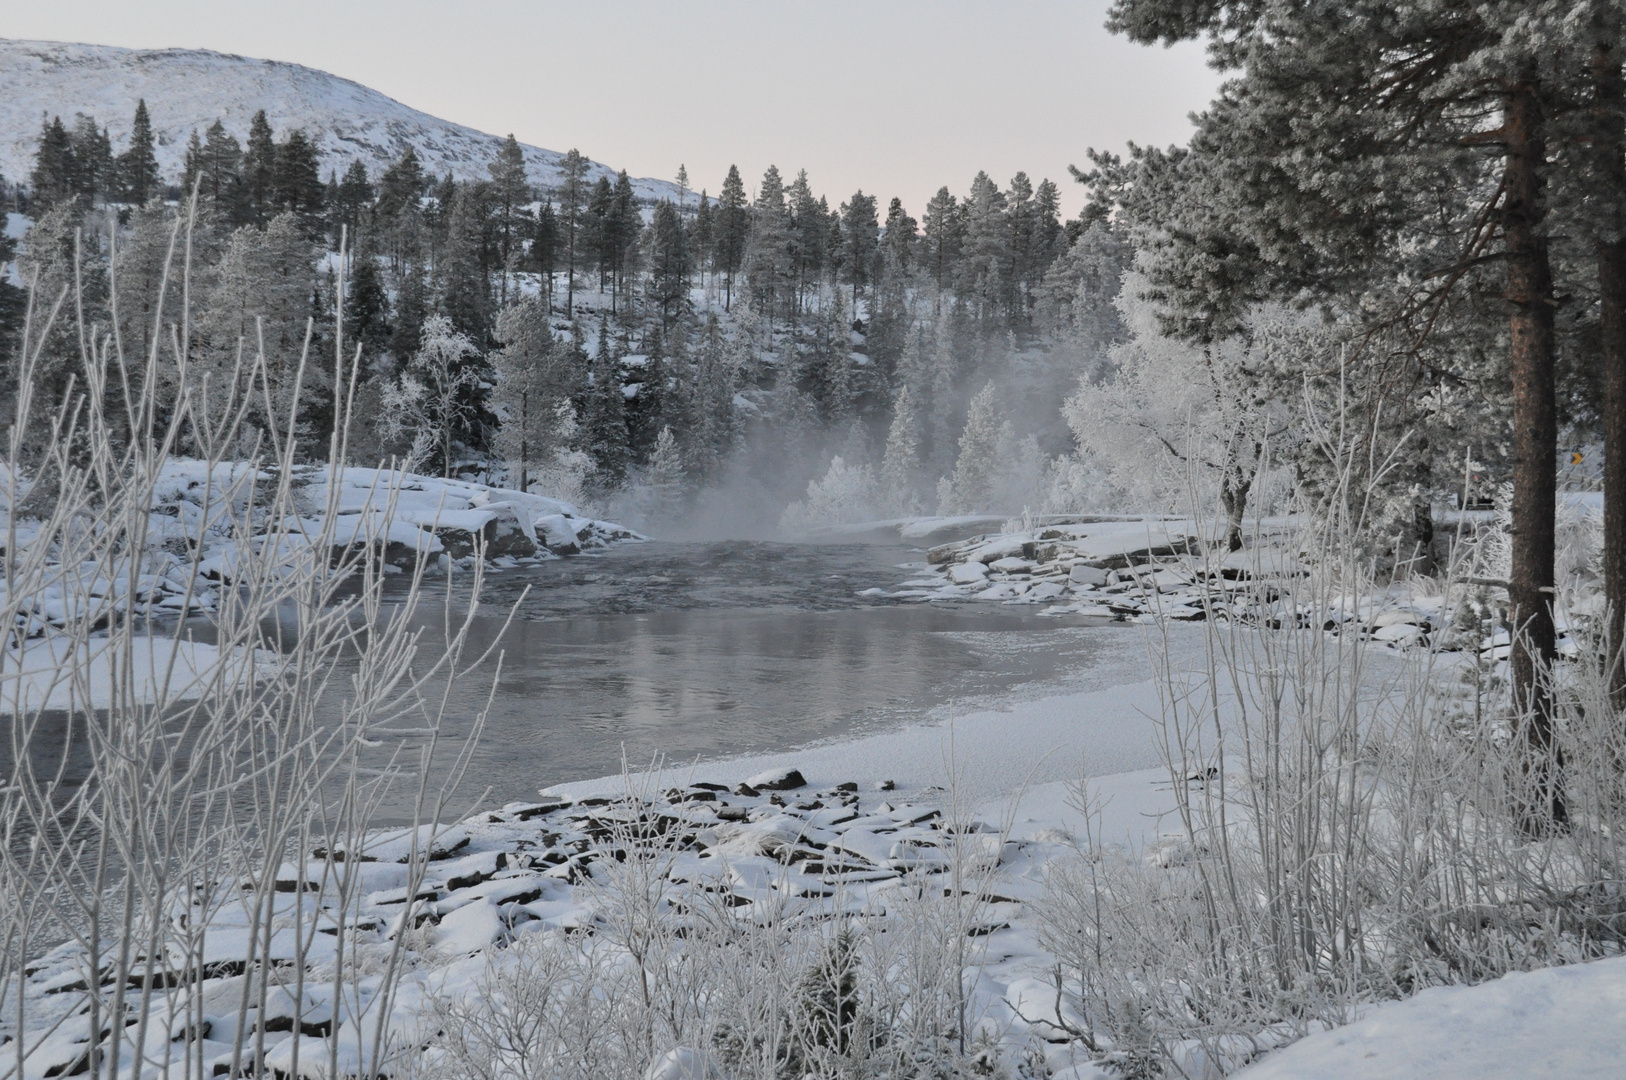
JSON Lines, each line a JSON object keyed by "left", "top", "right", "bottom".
{"left": 0, "top": 38, "right": 682, "bottom": 203}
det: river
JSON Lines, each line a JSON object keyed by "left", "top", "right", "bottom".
{"left": 388, "top": 536, "right": 1127, "bottom": 816}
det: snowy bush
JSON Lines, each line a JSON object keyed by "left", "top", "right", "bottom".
{"left": 779, "top": 456, "right": 881, "bottom": 533}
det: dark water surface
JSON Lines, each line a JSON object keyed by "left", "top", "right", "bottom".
{"left": 386, "top": 538, "right": 1113, "bottom": 813}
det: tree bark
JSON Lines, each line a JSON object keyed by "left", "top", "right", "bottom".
{"left": 1593, "top": 36, "right": 1626, "bottom": 711}
{"left": 1503, "top": 74, "right": 1564, "bottom": 830}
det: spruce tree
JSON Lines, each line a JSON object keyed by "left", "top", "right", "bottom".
{"left": 345, "top": 245, "right": 392, "bottom": 358}
{"left": 273, "top": 129, "right": 324, "bottom": 223}
{"left": 119, "top": 98, "right": 160, "bottom": 205}
{"left": 70, "top": 115, "right": 113, "bottom": 201}
{"left": 202, "top": 120, "right": 241, "bottom": 207}
{"left": 30, "top": 116, "right": 78, "bottom": 209}
{"left": 377, "top": 146, "right": 425, "bottom": 223}
{"left": 585, "top": 315, "right": 629, "bottom": 485}
{"left": 334, "top": 159, "right": 373, "bottom": 242}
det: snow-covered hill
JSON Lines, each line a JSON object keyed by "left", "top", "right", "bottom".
{"left": 0, "top": 38, "right": 684, "bottom": 203}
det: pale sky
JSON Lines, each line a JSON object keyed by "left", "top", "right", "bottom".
{"left": 6, "top": 0, "right": 1221, "bottom": 218}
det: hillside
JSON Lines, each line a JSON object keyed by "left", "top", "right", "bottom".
{"left": 0, "top": 38, "right": 682, "bottom": 202}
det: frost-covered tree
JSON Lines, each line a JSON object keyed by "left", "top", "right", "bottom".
{"left": 642, "top": 425, "right": 686, "bottom": 522}
{"left": 379, "top": 315, "right": 483, "bottom": 476}
{"left": 941, "top": 382, "right": 1013, "bottom": 514}
{"left": 880, "top": 384, "right": 924, "bottom": 514}
{"left": 491, "top": 298, "right": 575, "bottom": 491}
{"left": 1063, "top": 281, "right": 1310, "bottom": 549}
{"left": 780, "top": 456, "right": 879, "bottom": 533}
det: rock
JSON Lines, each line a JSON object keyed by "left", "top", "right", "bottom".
{"left": 949, "top": 561, "right": 989, "bottom": 585}
{"left": 1372, "top": 609, "right": 1423, "bottom": 629}
{"left": 746, "top": 767, "right": 807, "bottom": 792}
{"left": 1069, "top": 563, "right": 1110, "bottom": 587}
{"left": 535, "top": 514, "right": 582, "bottom": 555}
{"left": 989, "top": 556, "right": 1034, "bottom": 572}
{"left": 483, "top": 503, "right": 539, "bottom": 558}
{"left": 926, "top": 542, "right": 962, "bottom": 565}
{"left": 875, "top": 779, "right": 896, "bottom": 791}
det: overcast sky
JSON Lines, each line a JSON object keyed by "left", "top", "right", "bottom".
{"left": 7, "top": 0, "right": 1221, "bottom": 217}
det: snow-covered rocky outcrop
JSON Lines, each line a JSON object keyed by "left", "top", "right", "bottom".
{"left": 0, "top": 38, "right": 683, "bottom": 202}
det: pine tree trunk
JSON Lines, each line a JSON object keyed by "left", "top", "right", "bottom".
{"left": 1593, "top": 37, "right": 1626, "bottom": 711}
{"left": 1503, "top": 74, "right": 1564, "bottom": 830}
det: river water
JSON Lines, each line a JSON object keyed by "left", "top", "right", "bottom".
{"left": 392, "top": 537, "right": 1120, "bottom": 815}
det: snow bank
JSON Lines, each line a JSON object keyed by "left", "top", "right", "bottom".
{"left": 1236, "top": 957, "right": 1626, "bottom": 1079}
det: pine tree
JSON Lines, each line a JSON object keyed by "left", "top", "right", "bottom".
{"left": 882, "top": 197, "right": 917, "bottom": 273}
{"left": 647, "top": 200, "right": 691, "bottom": 322}
{"left": 716, "top": 165, "right": 750, "bottom": 311}
{"left": 490, "top": 135, "right": 531, "bottom": 307}
{"left": 745, "top": 165, "right": 793, "bottom": 324}
{"left": 557, "top": 148, "right": 589, "bottom": 312}
{"left": 921, "top": 186, "right": 963, "bottom": 309}
{"left": 240, "top": 110, "right": 277, "bottom": 225}
{"left": 691, "top": 190, "right": 714, "bottom": 293}
{"left": 609, "top": 170, "right": 641, "bottom": 312}
{"left": 1108, "top": 0, "right": 1578, "bottom": 825}
{"left": 839, "top": 190, "right": 879, "bottom": 312}
{"left": 119, "top": 98, "right": 160, "bottom": 205}
{"left": 182, "top": 129, "right": 205, "bottom": 196}
{"left": 531, "top": 200, "right": 560, "bottom": 309}
{"left": 440, "top": 181, "right": 496, "bottom": 344}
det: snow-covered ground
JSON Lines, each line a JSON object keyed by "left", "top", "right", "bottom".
{"left": 1233, "top": 957, "right": 1626, "bottom": 1078}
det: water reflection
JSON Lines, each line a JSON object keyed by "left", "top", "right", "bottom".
{"left": 382, "top": 539, "right": 1113, "bottom": 815}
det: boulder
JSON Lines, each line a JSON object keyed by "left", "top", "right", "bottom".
{"left": 746, "top": 767, "right": 807, "bottom": 792}
{"left": 1069, "top": 563, "right": 1110, "bottom": 586}
{"left": 482, "top": 502, "right": 539, "bottom": 558}
{"left": 949, "top": 561, "right": 989, "bottom": 585}
{"left": 534, "top": 514, "right": 582, "bottom": 555}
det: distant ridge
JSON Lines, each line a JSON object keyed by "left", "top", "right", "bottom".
{"left": 0, "top": 38, "right": 682, "bottom": 202}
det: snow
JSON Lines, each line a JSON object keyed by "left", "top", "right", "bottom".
{"left": 0, "top": 39, "right": 685, "bottom": 204}
{"left": 1235, "top": 957, "right": 1626, "bottom": 1079}
{"left": 0, "top": 635, "right": 265, "bottom": 711}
